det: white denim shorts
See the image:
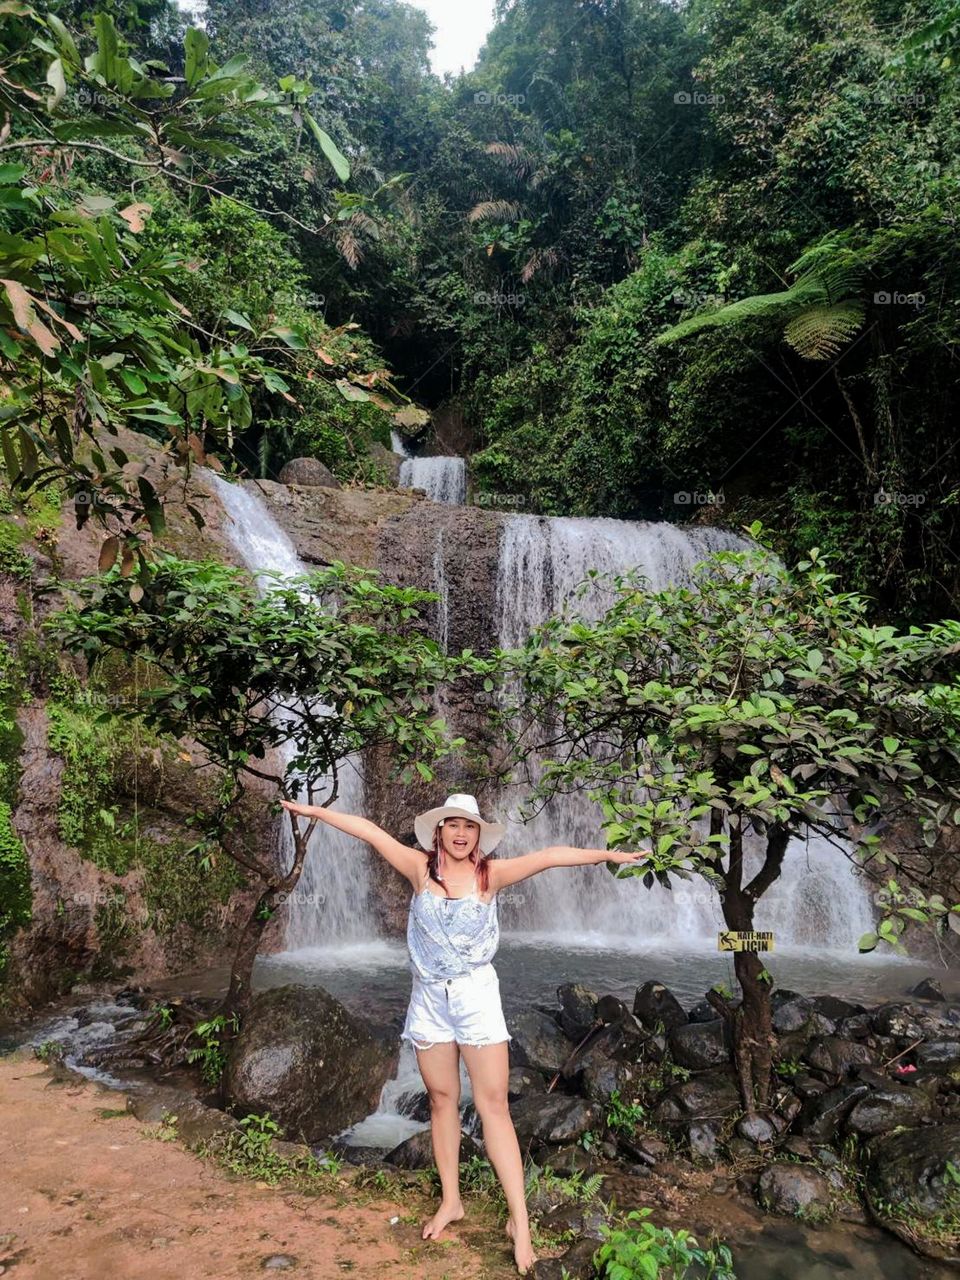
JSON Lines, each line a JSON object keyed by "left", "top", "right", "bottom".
{"left": 401, "top": 962, "right": 511, "bottom": 1050}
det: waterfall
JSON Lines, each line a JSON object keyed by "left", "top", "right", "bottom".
{"left": 207, "top": 474, "right": 379, "bottom": 949}
{"left": 494, "top": 514, "right": 876, "bottom": 949}
{"left": 398, "top": 455, "right": 467, "bottom": 505}
{"left": 390, "top": 430, "right": 410, "bottom": 458}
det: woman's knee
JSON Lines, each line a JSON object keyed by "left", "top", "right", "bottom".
{"left": 427, "top": 1083, "right": 461, "bottom": 1111}
{"left": 474, "top": 1089, "right": 510, "bottom": 1121}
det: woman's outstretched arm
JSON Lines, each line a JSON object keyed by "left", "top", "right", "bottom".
{"left": 488, "top": 845, "right": 648, "bottom": 891}
{"left": 279, "top": 799, "right": 424, "bottom": 887}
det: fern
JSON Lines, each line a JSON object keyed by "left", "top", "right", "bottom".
{"left": 784, "top": 301, "right": 866, "bottom": 359}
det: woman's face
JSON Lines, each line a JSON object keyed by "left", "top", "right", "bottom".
{"left": 439, "top": 817, "right": 480, "bottom": 861}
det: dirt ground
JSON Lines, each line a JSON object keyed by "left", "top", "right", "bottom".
{"left": 0, "top": 1054, "right": 516, "bottom": 1280}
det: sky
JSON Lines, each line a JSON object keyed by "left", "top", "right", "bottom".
{"left": 412, "top": 0, "right": 496, "bottom": 77}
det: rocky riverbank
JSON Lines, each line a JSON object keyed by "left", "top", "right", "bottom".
{"left": 14, "top": 972, "right": 960, "bottom": 1277}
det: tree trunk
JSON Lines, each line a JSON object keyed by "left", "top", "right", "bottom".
{"left": 220, "top": 814, "right": 316, "bottom": 1025}
{"left": 715, "top": 819, "right": 789, "bottom": 1112}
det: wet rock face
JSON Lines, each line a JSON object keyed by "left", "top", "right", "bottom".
{"left": 224, "top": 984, "right": 397, "bottom": 1143}
{"left": 866, "top": 1123, "right": 960, "bottom": 1259}
{"left": 509, "top": 1008, "right": 577, "bottom": 1076}
{"left": 510, "top": 1092, "right": 601, "bottom": 1145}
{"left": 633, "top": 980, "right": 687, "bottom": 1032}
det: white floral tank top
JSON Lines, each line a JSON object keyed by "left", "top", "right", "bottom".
{"left": 406, "top": 872, "right": 500, "bottom": 982}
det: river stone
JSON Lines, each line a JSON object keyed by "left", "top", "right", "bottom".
{"left": 845, "top": 1087, "right": 934, "bottom": 1136}
{"left": 836, "top": 1011, "right": 874, "bottom": 1040}
{"left": 510, "top": 1009, "right": 576, "bottom": 1076}
{"left": 916, "top": 1040, "right": 960, "bottom": 1067}
{"left": 223, "top": 984, "right": 396, "bottom": 1143}
{"left": 128, "top": 1086, "right": 241, "bottom": 1149}
{"left": 737, "top": 1113, "right": 777, "bottom": 1145}
{"left": 811, "top": 995, "right": 865, "bottom": 1022}
{"left": 772, "top": 996, "right": 835, "bottom": 1036}
{"left": 668, "top": 1019, "right": 731, "bottom": 1070}
{"left": 633, "top": 981, "right": 687, "bottom": 1032}
{"left": 596, "top": 994, "right": 629, "bottom": 1024}
{"left": 758, "top": 1163, "right": 835, "bottom": 1220}
{"left": 687, "top": 998, "right": 720, "bottom": 1023}
{"left": 909, "top": 978, "right": 946, "bottom": 1002}
{"left": 653, "top": 1069, "right": 741, "bottom": 1123}
{"left": 581, "top": 1057, "right": 638, "bottom": 1105}
{"left": 511, "top": 1092, "right": 601, "bottom": 1146}
{"left": 532, "top": 1142, "right": 603, "bottom": 1179}
{"left": 277, "top": 457, "right": 340, "bottom": 487}
{"left": 557, "top": 983, "right": 598, "bottom": 1041}
{"left": 865, "top": 1123, "right": 960, "bottom": 1258}
{"left": 532, "top": 1236, "right": 599, "bottom": 1280}
{"left": 869, "top": 1001, "right": 960, "bottom": 1043}
{"left": 618, "top": 1132, "right": 669, "bottom": 1165}
{"left": 538, "top": 1204, "right": 607, "bottom": 1240}
{"left": 795, "top": 1083, "right": 868, "bottom": 1140}
{"left": 385, "top": 1129, "right": 481, "bottom": 1169}
{"left": 803, "top": 1036, "right": 876, "bottom": 1076}
{"left": 509, "top": 1065, "right": 548, "bottom": 1098}
{"left": 688, "top": 1121, "right": 719, "bottom": 1165}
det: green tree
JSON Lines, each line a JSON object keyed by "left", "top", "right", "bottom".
{"left": 492, "top": 530, "right": 960, "bottom": 1109}
{"left": 52, "top": 552, "right": 455, "bottom": 1025}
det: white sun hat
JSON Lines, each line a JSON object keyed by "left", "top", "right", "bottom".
{"left": 414, "top": 793, "right": 506, "bottom": 855}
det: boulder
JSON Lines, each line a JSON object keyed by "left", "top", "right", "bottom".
{"left": 368, "top": 441, "right": 402, "bottom": 485}
{"left": 653, "top": 1069, "right": 741, "bottom": 1124}
{"left": 758, "top": 1163, "right": 835, "bottom": 1220}
{"left": 557, "top": 983, "right": 599, "bottom": 1042}
{"left": 509, "top": 1065, "right": 548, "bottom": 1099}
{"left": 385, "top": 1129, "right": 481, "bottom": 1169}
{"left": 510, "top": 1009, "right": 576, "bottom": 1076}
{"left": 511, "top": 1092, "right": 601, "bottom": 1146}
{"left": 916, "top": 1040, "right": 960, "bottom": 1067}
{"left": 618, "top": 1133, "right": 668, "bottom": 1166}
{"left": 908, "top": 978, "right": 946, "bottom": 1002}
{"left": 795, "top": 1083, "right": 868, "bottom": 1141}
{"left": 633, "top": 981, "right": 686, "bottom": 1032}
{"left": 581, "top": 1057, "right": 638, "bottom": 1105}
{"left": 277, "top": 457, "right": 341, "bottom": 487}
{"left": 866, "top": 1123, "right": 960, "bottom": 1259}
{"left": 668, "top": 1019, "right": 731, "bottom": 1070}
{"left": 803, "top": 1036, "right": 876, "bottom": 1077}
{"left": 772, "top": 995, "right": 835, "bottom": 1036}
{"left": 224, "top": 985, "right": 396, "bottom": 1143}
{"left": 687, "top": 998, "right": 719, "bottom": 1024}
{"left": 596, "top": 994, "right": 629, "bottom": 1024}
{"left": 845, "top": 1087, "right": 934, "bottom": 1137}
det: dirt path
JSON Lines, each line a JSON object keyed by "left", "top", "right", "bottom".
{"left": 0, "top": 1054, "right": 514, "bottom": 1280}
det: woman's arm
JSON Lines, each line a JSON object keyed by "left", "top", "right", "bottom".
{"left": 488, "top": 845, "right": 648, "bottom": 892}
{"left": 280, "top": 800, "right": 424, "bottom": 887}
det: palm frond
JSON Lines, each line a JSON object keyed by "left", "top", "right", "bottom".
{"left": 485, "top": 141, "right": 533, "bottom": 179}
{"left": 467, "top": 200, "right": 522, "bottom": 224}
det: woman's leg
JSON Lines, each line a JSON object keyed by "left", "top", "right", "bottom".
{"left": 459, "top": 1042, "right": 536, "bottom": 1274}
{"left": 415, "top": 1040, "right": 465, "bottom": 1238}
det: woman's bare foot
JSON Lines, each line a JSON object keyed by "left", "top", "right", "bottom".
{"left": 421, "top": 1197, "right": 465, "bottom": 1240}
{"left": 506, "top": 1216, "right": 537, "bottom": 1274}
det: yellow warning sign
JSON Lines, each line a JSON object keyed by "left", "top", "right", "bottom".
{"left": 718, "top": 930, "right": 774, "bottom": 952}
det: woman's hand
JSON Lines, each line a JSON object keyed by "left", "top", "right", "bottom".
{"left": 604, "top": 849, "right": 650, "bottom": 866}
{"left": 280, "top": 799, "right": 314, "bottom": 818}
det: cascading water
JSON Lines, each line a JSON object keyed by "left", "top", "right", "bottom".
{"left": 207, "top": 474, "right": 379, "bottom": 949}
{"left": 398, "top": 454, "right": 467, "bottom": 504}
{"left": 494, "top": 514, "right": 877, "bottom": 949}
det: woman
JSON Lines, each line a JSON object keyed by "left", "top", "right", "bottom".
{"left": 280, "top": 791, "right": 648, "bottom": 1275}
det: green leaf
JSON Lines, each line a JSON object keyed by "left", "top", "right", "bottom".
{"left": 222, "top": 308, "right": 253, "bottom": 331}
{"left": 883, "top": 736, "right": 900, "bottom": 755}
{"left": 858, "top": 931, "right": 878, "bottom": 952}
{"left": 46, "top": 57, "right": 67, "bottom": 110}
{"left": 303, "top": 110, "right": 350, "bottom": 182}
{"left": 184, "top": 27, "right": 210, "bottom": 90}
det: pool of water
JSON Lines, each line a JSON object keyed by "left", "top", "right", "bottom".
{"left": 254, "top": 932, "right": 951, "bottom": 1032}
